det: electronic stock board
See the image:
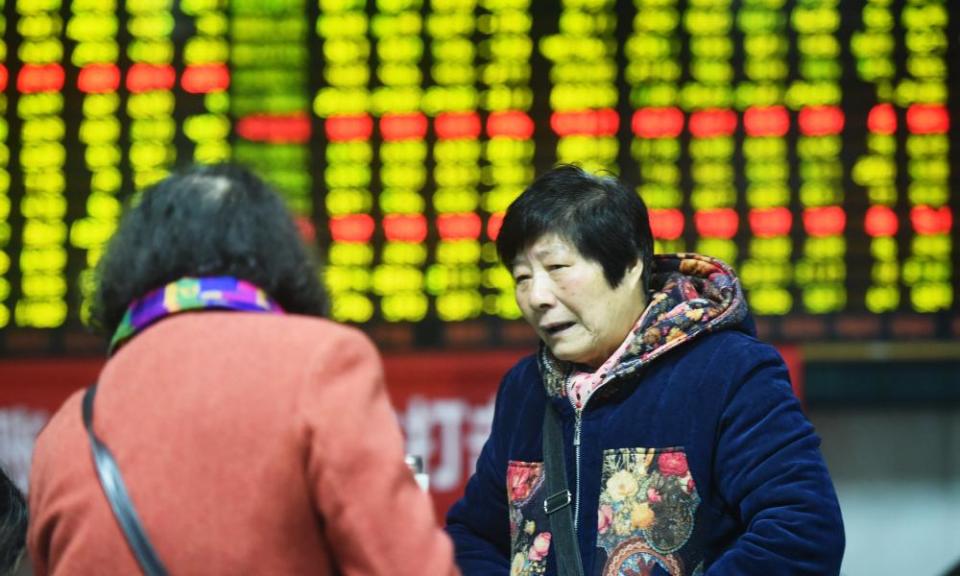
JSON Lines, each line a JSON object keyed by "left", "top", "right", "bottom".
{"left": 0, "top": 0, "right": 957, "bottom": 355}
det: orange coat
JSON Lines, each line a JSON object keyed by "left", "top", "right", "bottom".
{"left": 28, "top": 312, "right": 458, "bottom": 576}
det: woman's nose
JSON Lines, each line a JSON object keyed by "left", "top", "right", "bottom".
{"left": 528, "top": 275, "right": 556, "bottom": 309}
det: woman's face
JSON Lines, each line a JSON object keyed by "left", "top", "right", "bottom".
{"left": 511, "top": 234, "right": 646, "bottom": 369}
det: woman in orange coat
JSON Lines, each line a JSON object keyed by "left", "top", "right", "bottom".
{"left": 28, "top": 164, "right": 457, "bottom": 576}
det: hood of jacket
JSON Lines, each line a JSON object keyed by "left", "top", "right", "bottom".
{"left": 538, "top": 252, "right": 750, "bottom": 401}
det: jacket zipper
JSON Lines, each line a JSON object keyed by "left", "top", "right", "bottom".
{"left": 573, "top": 409, "right": 583, "bottom": 532}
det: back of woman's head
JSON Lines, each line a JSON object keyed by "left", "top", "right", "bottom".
{"left": 90, "top": 163, "right": 327, "bottom": 335}
{"left": 0, "top": 468, "right": 26, "bottom": 576}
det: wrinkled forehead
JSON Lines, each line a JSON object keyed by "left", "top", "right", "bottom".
{"left": 513, "top": 232, "right": 585, "bottom": 265}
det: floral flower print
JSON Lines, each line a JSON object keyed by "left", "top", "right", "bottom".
{"left": 598, "top": 448, "right": 702, "bottom": 571}
{"left": 507, "top": 462, "right": 543, "bottom": 503}
{"left": 606, "top": 469, "right": 640, "bottom": 501}
{"left": 511, "top": 552, "right": 526, "bottom": 576}
{"left": 642, "top": 327, "right": 662, "bottom": 347}
{"left": 598, "top": 504, "right": 614, "bottom": 534}
{"left": 527, "top": 532, "right": 551, "bottom": 562}
{"left": 630, "top": 502, "right": 656, "bottom": 530}
{"left": 658, "top": 452, "right": 689, "bottom": 477}
{"left": 647, "top": 486, "right": 662, "bottom": 503}
{"left": 506, "top": 461, "right": 550, "bottom": 576}
{"left": 684, "top": 307, "right": 705, "bottom": 321}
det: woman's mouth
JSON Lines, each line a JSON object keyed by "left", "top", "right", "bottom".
{"left": 542, "top": 322, "right": 575, "bottom": 335}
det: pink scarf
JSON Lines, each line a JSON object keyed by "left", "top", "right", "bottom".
{"left": 566, "top": 315, "right": 645, "bottom": 410}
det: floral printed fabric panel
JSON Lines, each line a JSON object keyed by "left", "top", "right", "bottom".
{"left": 507, "top": 461, "right": 552, "bottom": 576}
{"left": 597, "top": 448, "right": 700, "bottom": 576}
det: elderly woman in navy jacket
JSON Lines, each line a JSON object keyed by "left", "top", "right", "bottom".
{"left": 446, "top": 165, "right": 844, "bottom": 575}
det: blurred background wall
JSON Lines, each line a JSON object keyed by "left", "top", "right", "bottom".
{"left": 814, "top": 406, "right": 960, "bottom": 576}
{"left": 805, "top": 350, "right": 960, "bottom": 576}
{"left": 3, "top": 352, "right": 960, "bottom": 575}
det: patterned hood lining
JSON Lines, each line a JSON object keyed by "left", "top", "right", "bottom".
{"left": 540, "top": 253, "right": 749, "bottom": 400}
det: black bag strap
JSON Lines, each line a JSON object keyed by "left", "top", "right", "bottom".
{"left": 82, "top": 384, "right": 169, "bottom": 576}
{"left": 542, "top": 403, "right": 584, "bottom": 576}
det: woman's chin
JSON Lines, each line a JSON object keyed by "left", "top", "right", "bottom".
{"left": 550, "top": 345, "right": 598, "bottom": 368}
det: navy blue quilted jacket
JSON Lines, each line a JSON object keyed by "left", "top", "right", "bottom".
{"left": 446, "top": 254, "right": 844, "bottom": 575}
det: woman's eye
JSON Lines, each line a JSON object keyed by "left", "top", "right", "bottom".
{"left": 513, "top": 273, "right": 531, "bottom": 283}
{"left": 547, "top": 264, "right": 568, "bottom": 271}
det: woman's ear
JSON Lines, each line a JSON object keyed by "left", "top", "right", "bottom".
{"left": 624, "top": 260, "right": 643, "bottom": 290}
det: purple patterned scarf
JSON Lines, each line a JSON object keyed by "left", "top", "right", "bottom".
{"left": 110, "top": 276, "right": 283, "bottom": 353}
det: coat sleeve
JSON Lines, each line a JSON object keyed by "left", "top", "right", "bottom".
{"left": 444, "top": 367, "right": 516, "bottom": 575}
{"left": 299, "top": 327, "right": 459, "bottom": 576}
{"left": 706, "top": 341, "right": 845, "bottom": 575}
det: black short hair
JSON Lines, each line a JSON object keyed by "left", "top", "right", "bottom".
{"left": 90, "top": 163, "right": 327, "bottom": 335}
{"left": 0, "top": 467, "right": 26, "bottom": 576}
{"left": 496, "top": 164, "right": 654, "bottom": 291}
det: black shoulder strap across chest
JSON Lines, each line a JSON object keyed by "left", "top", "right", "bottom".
{"left": 82, "top": 384, "right": 169, "bottom": 576}
{"left": 542, "top": 403, "right": 584, "bottom": 576}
